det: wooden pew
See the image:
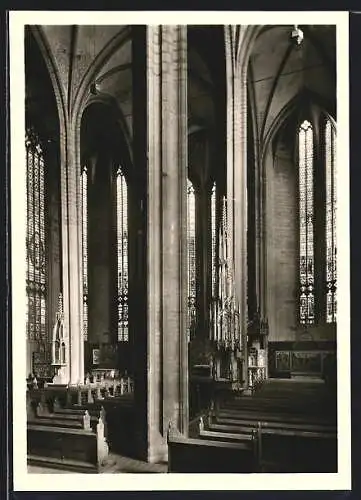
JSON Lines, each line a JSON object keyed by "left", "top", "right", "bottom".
{"left": 198, "top": 414, "right": 337, "bottom": 473}
{"left": 27, "top": 381, "right": 137, "bottom": 459}
{"left": 27, "top": 400, "right": 109, "bottom": 473}
{"left": 28, "top": 415, "right": 91, "bottom": 431}
{"left": 203, "top": 413, "right": 335, "bottom": 440}
{"left": 211, "top": 419, "right": 336, "bottom": 434}
{"left": 222, "top": 399, "right": 335, "bottom": 417}
{"left": 203, "top": 379, "right": 337, "bottom": 472}
{"left": 62, "top": 391, "right": 135, "bottom": 457}
{"left": 254, "top": 422, "right": 337, "bottom": 473}
{"left": 216, "top": 408, "right": 336, "bottom": 426}
{"left": 198, "top": 417, "right": 254, "bottom": 443}
{"left": 27, "top": 376, "right": 134, "bottom": 411}
{"left": 48, "top": 398, "right": 108, "bottom": 439}
{"left": 215, "top": 411, "right": 336, "bottom": 427}
{"left": 167, "top": 423, "right": 257, "bottom": 473}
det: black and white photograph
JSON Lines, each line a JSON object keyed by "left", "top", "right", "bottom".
{"left": 9, "top": 11, "right": 350, "bottom": 490}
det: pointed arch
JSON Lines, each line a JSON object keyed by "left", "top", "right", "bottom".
{"left": 262, "top": 88, "right": 337, "bottom": 327}
{"left": 27, "top": 26, "right": 71, "bottom": 369}
{"left": 262, "top": 89, "right": 335, "bottom": 164}
{"left": 83, "top": 93, "right": 133, "bottom": 168}
{"left": 28, "top": 26, "right": 68, "bottom": 134}
{"left": 25, "top": 27, "right": 66, "bottom": 375}
{"left": 72, "top": 26, "right": 132, "bottom": 125}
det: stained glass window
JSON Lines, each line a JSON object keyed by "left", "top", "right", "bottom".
{"left": 299, "top": 120, "right": 314, "bottom": 325}
{"left": 211, "top": 182, "right": 217, "bottom": 298}
{"left": 81, "top": 166, "right": 88, "bottom": 341}
{"left": 26, "top": 130, "right": 47, "bottom": 342}
{"left": 187, "top": 180, "right": 196, "bottom": 342}
{"left": 116, "top": 166, "right": 128, "bottom": 342}
{"left": 325, "top": 119, "right": 337, "bottom": 323}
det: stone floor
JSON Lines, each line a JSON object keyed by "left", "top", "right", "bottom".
{"left": 28, "top": 453, "right": 168, "bottom": 474}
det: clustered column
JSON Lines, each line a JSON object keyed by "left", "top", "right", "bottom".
{"left": 60, "top": 122, "right": 84, "bottom": 385}
{"left": 133, "top": 25, "right": 189, "bottom": 463}
{"left": 225, "top": 26, "right": 249, "bottom": 386}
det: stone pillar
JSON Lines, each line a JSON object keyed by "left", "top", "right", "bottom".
{"left": 60, "top": 124, "right": 84, "bottom": 385}
{"left": 131, "top": 25, "right": 148, "bottom": 461}
{"left": 59, "top": 123, "right": 70, "bottom": 383}
{"left": 145, "top": 25, "right": 189, "bottom": 461}
{"left": 225, "top": 26, "right": 248, "bottom": 386}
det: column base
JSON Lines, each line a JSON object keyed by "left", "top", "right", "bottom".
{"left": 134, "top": 432, "right": 169, "bottom": 464}
{"left": 148, "top": 444, "right": 168, "bottom": 465}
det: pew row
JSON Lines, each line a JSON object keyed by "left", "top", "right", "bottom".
{"left": 196, "top": 415, "right": 337, "bottom": 473}
{"left": 27, "top": 387, "right": 136, "bottom": 458}
{"left": 255, "top": 422, "right": 337, "bottom": 473}
{"left": 27, "top": 401, "right": 109, "bottom": 473}
{"left": 214, "top": 410, "right": 336, "bottom": 428}
{"left": 220, "top": 398, "right": 336, "bottom": 420}
{"left": 28, "top": 396, "right": 108, "bottom": 438}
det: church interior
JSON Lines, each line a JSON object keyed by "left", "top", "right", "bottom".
{"left": 24, "top": 23, "right": 338, "bottom": 473}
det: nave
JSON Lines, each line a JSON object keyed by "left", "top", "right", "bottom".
{"left": 22, "top": 23, "right": 338, "bottom": 473}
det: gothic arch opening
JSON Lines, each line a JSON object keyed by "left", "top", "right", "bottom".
{"left": 262, "top": 99, "right": 337, "bottom": 378}
{"left": 248, "top": 25, "right": 336, "bottom": 380}
{"left": 25, "top": 28, "right": 62, "bottom": 378}
{"left": 80, "top": 101, "right": 134, "bottom": 375}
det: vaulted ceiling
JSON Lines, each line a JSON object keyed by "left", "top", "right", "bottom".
{"left": 25, "top": 28, "right": 59, "bottom": 140}
{"left": 26, "top": 25, "right": 132, "bottom": 141}
{"left": 188, "top": 26, "right": 225, "bottom": 134}
{"left": 248, "top": 25, "right": 336, "bottom": 146}
{"left": 26, "top": 25, "right": 225, "bottom": 146}
{"left": 25, "top": 24, "right": 336, "bottom": 171}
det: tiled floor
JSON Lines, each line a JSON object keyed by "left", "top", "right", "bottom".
{"left": 28, "top": 453, "right": 168, "bottom": 474}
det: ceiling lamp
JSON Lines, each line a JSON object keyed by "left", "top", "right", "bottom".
{"left": 291, "top": 24, "right": 304, "bottom": 46}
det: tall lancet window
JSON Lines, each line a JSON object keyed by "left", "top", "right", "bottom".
{"left": 299, "top": 120, "right": 315, "bottom": 325}
{"left": 116, "top": 166, "right": 128, "bottom": 342}
{"left": 26, "top": 130, "right": 47, "bottom": 342}
{"left": 81, "top": 165, "right": 88, "bottom": 341}
{"left": 187, "top": 179, "right": 196, "bottom": 342}
{"left": 211, "top": 182, "right": 217, "bottom": 298}
{"left": 325, "top": 119, "right": 337, "bottom": 323}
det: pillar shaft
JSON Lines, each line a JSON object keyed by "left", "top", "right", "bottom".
{"left": 161, "top": 25, "right": 188, "bottom": 436}
{"left": 145, "top": 25, "right": 188, "bottom": 461}
{"left": 131, "top": 25, "right": 148, "bottom": 461}
{"left": 60, "top": 125, "right": 84, "bottom": 385}
{"left": 225, "top": 26, "right": 248, "bottom": 385}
